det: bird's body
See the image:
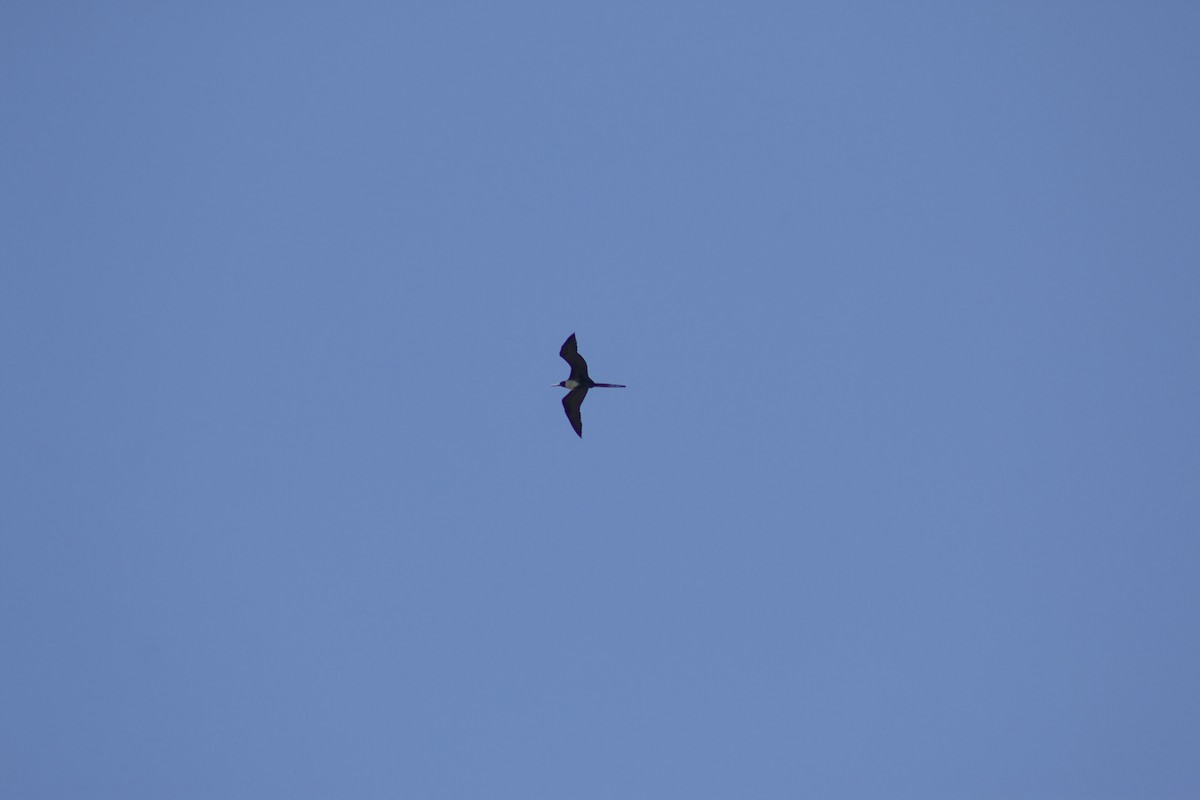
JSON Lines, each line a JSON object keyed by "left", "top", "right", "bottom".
{"left": 554, "top": 333, "right": 625, "bottom": 437}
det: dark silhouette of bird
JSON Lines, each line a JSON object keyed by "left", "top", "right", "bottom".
{"left": 553, "top": 333, "right": 626, "bottom": 438}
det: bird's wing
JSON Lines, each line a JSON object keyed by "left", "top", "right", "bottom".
{"left": 559, "top": 333, "right": 590, "bottom": 383}
{"left": 562, "top": 386, "right": 588, "bottom": 438}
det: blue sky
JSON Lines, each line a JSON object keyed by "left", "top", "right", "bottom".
{"left": 3, "top": 3, "right": 1199, "bottom": 798}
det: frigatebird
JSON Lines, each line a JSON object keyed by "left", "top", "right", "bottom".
{"left": 553, "top": 333, "right": 626, "bottom": 438}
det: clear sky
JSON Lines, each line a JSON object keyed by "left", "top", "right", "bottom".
{"left": 3, "top": 3, "right": 1198, "bottom": 798}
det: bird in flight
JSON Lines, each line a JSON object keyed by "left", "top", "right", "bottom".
{"left": 553, "top": 333, "right": 626, "bottom": 438}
